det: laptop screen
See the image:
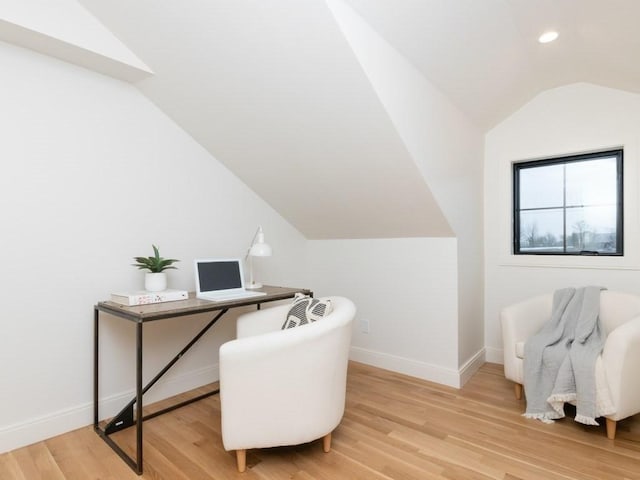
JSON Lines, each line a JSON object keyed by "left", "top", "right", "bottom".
{"left": 195, "top": 259, "right": 244, "bottom": 293}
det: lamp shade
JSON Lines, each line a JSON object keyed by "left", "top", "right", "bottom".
{"left": 249, "top": 226, "right": 272, "bottom": 257}
{"left": 246, "top": 226, "right": 271, "bottom": 289}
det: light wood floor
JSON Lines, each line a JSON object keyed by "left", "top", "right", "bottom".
{"left": 1, "top": 362, "right": 639, "bottom": 479}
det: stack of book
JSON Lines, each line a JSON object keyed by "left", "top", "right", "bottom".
{"left": 110, "top": 289, "right": 189, "bottom": 306}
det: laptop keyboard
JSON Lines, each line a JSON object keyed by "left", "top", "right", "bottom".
{"left": 198, "top": 290, "right": 266, "bottom": 302}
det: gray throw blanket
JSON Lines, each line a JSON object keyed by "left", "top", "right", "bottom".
{"left": 523, "top": 286, "right": 605, "bottom": 425}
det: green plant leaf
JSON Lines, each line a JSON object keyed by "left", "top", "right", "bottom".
{"left": 131, "top": 245, "right": 180, "bottom": 272}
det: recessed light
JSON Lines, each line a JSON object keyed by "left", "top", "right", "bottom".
{"left": 538, "top": 31, "right": 559, "bottom": 44}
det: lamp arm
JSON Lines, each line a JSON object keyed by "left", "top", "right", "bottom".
{"left": 248, "top": 254, "right": 254, "bottom": 286}
{"left": 245, "top": 226, "right": 261, "bottom": 260}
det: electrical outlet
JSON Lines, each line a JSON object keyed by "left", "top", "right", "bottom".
{"left": 360, "top": 319, "right": 370, "bottom": 334}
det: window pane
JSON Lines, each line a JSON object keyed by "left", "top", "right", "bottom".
{"left": 513, "top": 149, "right": 622, "bottom": 256}
{"left": 566, "top": 206, "right": 618, "bottom": 253}
{"left": 519, "top": 209, "right": 564, "bottom": 252}
{"left": 519, "top": 164, "right": 564, "bottom": 209}
{"left": 566, "top": 158, "right": 617, "bottom": 207}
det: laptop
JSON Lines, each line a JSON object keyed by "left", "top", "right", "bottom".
{"left": 194, "top": 258, "right": 267, "bottom": 302}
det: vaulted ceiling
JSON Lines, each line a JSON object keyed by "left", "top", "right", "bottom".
{"left": 344, "top": 0, "right": 640, "bottom": 129}
{"left": 67, "top": 0, "right": 640, "bottom": 239}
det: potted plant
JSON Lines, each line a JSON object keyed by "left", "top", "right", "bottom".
{"left": 132, "top": 245, "right": 179, "bottom": 292}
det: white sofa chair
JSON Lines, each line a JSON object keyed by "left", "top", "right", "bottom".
{"left": 501, "top": 290, "right": 640, "bottom": 439}
{"left": 219, "top": 296, "right": 355, "bottom": 472}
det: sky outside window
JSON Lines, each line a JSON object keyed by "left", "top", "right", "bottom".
{"left": 514, "top": 150, "right": 622, "bottom": 255}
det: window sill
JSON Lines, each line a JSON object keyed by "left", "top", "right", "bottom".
{"left": 498, "top": 255, "right": 640, "bottom": 271}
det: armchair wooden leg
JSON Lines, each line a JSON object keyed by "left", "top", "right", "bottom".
{"left": 514, "top": 383, "right": 523, "bottom": 400}
{"left": 236, "top": 449, "right": 247, "bottom": 472}
{"left": 322, "top": 432, "right": 332, "bottom": 453}
{"left": 606, "top": 418, "right": 617, "bottom": 440}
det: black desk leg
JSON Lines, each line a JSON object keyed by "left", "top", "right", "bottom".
{"left": 135, "top": 321, "right": 143, "bottom": 474}
{"left": 94, "top": 308, "right": 99, "bottom": 429}
{"left": 95, "top": 307, "right": 230, "bottom": 475}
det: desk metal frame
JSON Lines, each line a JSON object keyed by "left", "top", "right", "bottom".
{"left": 93, "top": 286, "right": 311, "bottom": 475}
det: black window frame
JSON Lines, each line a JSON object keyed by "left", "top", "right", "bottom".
{"left": 513, "top": 149, "right": 623, "bottom": 256}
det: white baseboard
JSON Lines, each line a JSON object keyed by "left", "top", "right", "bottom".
{"left": 0, "top": 400, "right": 90, "bottom": 456}
{"left": 2, "top": 346, "right": 505, "bottom": 454}
{"left": 350, "top": 346, "right": 486, "bottom": 389}
{"left": 0, "top": 363, "right": 219, "bottom": 454}
{"left": 484, "top": 346, "right": 503, "bottom": 364}
{"left": 458, "top": 348, "right": 486, "bottom": 387}
{"left": 349, "top": 347, "right": 457, "bottom": 388}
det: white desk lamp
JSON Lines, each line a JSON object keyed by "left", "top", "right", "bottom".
{"left": 245, "top": 226, "right": 272, "bottom": 289}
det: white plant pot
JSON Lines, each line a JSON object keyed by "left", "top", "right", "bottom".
{"left": 145, "top": 272, "right": 167, "bottom": 292}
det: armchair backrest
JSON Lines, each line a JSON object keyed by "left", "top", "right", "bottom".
{"left": 502, "top": 290, "right": 640, "bottom": 342}
{"left": 599, "top": 291, "right": 640, "bottom": 335}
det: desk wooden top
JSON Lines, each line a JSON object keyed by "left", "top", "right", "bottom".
{"left": 95, "top": 285, "right": 312, "bottom": 322}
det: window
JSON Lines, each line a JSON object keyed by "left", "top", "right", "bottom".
{"left": 513, "top": 149, "right": 623, "bottom": 256}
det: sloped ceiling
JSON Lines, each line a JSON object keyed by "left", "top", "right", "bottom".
{"left": 76, "top": 0, "right": 640, "bottom": 239}
{"left": 77, "top": 0, "right": 453, "bottom": 240}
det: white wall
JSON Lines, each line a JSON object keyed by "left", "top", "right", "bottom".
{"left": 484, "top": 83, "right": 640, "bottom": 362}
{"left": 326, "top": 0, "right": 485, "bottom": 373}
{"left": 0, "top": 0, "right": 493, "bottom": 454}
{"left": 0, "top": 41, "right": 307, "bottom": 453}
{"left": 308, "top": 238, "right": 461, "bottom": 386}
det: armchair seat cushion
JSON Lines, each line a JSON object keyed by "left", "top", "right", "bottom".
{"left": 515, "top": 339, "right": 615, "bottom": 417}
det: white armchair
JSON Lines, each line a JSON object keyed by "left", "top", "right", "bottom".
{"left": 219, "top": 296, "right": 356, "bottom": 472}
{"left": 501, "top": 290, "right": 640, "bottom": 439}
